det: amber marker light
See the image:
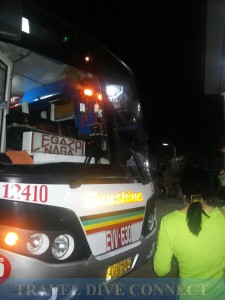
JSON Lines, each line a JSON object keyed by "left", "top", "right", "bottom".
{"left": 4, "top": 232, "right": 19, "bottom": 246}
{"left": 84, "top": 88, "right": 93, "bottom": 97}
{"left": 97, "top": 93, "right": 102, "bottom": 101}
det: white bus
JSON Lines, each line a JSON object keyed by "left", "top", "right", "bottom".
{"left": 0, "top": 0, "right": 156, "bottom": 298}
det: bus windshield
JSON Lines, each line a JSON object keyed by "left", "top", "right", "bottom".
{"left": 0, "top": 3, "right": 150, "bottom": 183}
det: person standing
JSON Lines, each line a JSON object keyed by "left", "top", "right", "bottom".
{"left": 218, "top": 169, "right": 225, "bottom": 202}
{"left": 153, "top": 166, "right": 225, "bottom": 300}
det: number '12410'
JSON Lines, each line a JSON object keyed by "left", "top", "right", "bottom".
{"left": 2, "top": 183, "right": 48, "bottom": 203}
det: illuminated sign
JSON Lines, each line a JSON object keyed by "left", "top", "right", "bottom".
{"left": 23, "top": 132, "right": 85, "bottom": 156}
{"left": 84, "top": 190, "right": 143, "bottom": 208}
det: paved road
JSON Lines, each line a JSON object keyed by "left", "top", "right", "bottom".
{"left": 125, "top": 197, "right": 184, "bottom": 278}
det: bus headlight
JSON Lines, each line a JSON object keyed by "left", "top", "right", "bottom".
{"left": 52, "top": 234, "right": 74, "bottom": 260}
{"left": 27, "top": 233, "right": 49, "bottom": 255}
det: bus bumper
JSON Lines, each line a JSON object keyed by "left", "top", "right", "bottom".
{"left": 0, "top": 232, "right": 156, "bottom": 299}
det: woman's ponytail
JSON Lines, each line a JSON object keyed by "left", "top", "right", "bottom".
{"left": 179, "top": 167, "right": 212, "bottom": 235}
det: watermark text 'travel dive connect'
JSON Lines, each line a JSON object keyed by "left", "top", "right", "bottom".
{"left": 14, "top": 282, "right": 209, "bottom": 298}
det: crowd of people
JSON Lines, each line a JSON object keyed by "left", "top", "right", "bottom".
{"left": 153, "top": 165, "right": 225, "bottom": 205}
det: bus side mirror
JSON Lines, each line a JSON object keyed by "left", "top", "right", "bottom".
{"left": 0, "top": 0, "right": 23, "bottom": 40}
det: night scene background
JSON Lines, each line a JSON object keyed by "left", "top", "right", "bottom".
{"left": 31, "top": 0, "right": 225, "bottom": 173}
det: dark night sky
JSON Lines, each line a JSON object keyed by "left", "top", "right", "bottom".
{"left": 31, "top": 0, "right": 223, "bottom": 155}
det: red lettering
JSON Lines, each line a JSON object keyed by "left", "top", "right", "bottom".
{"left": 44, "top": 145, "right": 52, "bottom": 153}
{"left": 106, "top": 231, "right": 111, "bottom": 251}
{"left": 75, "top": 141, "right": 82, "bottom": 150}
{"left": 106, "top": 229, "right": 119, "bottom": 251}
{"left": 30, "top": 132, "right": 85, "bottom": 155}
{"left": 60, "top": 138, "right": 67, "bottom": 146}
{"left": 42, "top": 134, "right": 50, "bottom": 148}
{"left": 67, "top": 139, "right": 75, "bottom": 150}
{"left": 60, "top": 146, "right": 68, "bottom": 155}
{"left": 31, "top": 132, "right": 40, "bottom": 152}
{"left": 106, "top": 226, "right": 132, "bottom": 252}
{"left": 51, "top": 136, "right": 59, "bottom": 144}
{"left": 1, "top": 184, "right": 48, "bottom": 203}
{"left": 21, "top": 185, "right": 31, "bottom": 201}
{"left": 52, "top": 145, "right": 60, "bottom": 154}
{"left": 67, "top": 149, "right": 73, "bottom": 156}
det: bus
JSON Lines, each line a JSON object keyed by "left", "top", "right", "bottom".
{"left": 0, "top": 0, "right": 156, "bottom": 298}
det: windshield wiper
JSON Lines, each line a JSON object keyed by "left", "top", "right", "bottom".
{"left": 69, "top": 132, "right": 105, "bottom": 188}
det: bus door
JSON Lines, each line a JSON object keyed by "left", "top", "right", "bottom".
{"left": 0, "top": 51, "right": 12, "bottom": 152}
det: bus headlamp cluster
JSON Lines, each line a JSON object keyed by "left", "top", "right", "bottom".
{"left": 2, "top": 228, "right": 77, "bottom": 262}
{"left": 26, "top": 233, "right": 74, "bottom": 260}
{"left": 3, "top": 230, "right": 75, "bottom": 261}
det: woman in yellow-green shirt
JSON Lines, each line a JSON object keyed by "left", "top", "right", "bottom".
{"left": 153, "top": 167, "right": 225, "bottom": 300}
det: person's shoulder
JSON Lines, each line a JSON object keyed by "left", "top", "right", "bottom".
{"left": 209, "top": 207, "right": 225, "bottom": 220}
{"left": 163, "top": 209, "right": 183, "bottom": 217}
{"left": 217, "top": 206, "right": 225, "bottom": 216}
{"left": 161, "top": 210, "right": 183, "bottom": 223}
{"left": 213, "top": 206, "right": 225, "bottom": 213}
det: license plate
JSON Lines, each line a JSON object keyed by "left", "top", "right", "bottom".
{"left": 106, "top": 258, "right": 131, "bottom": 281}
